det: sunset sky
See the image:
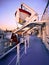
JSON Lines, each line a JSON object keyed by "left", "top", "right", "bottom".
{"left": 0, "top": 0, "right": 48, "bottom": 30}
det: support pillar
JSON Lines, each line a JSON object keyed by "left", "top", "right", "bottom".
{"left": 38, "top": 26, "right": 42, "bottom": 38}
{"left": 42, "top": 26, "right": 46, "bottom": 43}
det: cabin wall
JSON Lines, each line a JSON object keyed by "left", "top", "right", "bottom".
{"left": 20, "top": 12, "right": 30, "bottom": 20}
{"left": 15, "top": 9, "right": 19, "bottom": 23}
{"left": 19, "top": 12, "right": 30, "bottom": 24}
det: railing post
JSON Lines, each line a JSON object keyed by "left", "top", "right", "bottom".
{"left": 24, "top": 39, "right": 27, "bottom": 54}
{"left": 17, "top": 43, "right": 20, "bottom": 65}
{"left": 27, "top": 35, "right": 29, "bottom": 48}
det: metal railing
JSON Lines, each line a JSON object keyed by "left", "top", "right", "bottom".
{"left": 0, "top": 35, "right": 30, "bottom": 65}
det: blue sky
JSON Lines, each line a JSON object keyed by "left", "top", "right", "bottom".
{"left": 0, "top": 0, "right": 48, "bottom": 30}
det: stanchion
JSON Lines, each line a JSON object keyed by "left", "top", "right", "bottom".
{"left": 24, "top": 39, "right": 27, "bottom": 54}
{"left": 16, "top": 44, "right": 20, "bottom": 65}
{"left": 27, "top": 35, "right": 29, "bottom": 48}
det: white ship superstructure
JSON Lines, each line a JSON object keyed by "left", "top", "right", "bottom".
{"left": 0, "top": 1, "right": 49, "bottom": 65}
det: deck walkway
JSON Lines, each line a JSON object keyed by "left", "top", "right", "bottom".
{"left": 20, "top": 35, "right": 49, "bottom": 65}
{"left": 0, "top": 35, "right": 49, "bottom": 65}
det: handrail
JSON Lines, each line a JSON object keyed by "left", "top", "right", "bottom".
{"left": 0, "top": 38, "right": 24, "bottom": 59}
{"left": 0, "top": 44, "right": 17, "bottom": 59}
{"left": 8, "top": 44, "right": 25, "bottom": 65}
{"left": 0, "top": 35, "right": 30, "bottom": 65}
